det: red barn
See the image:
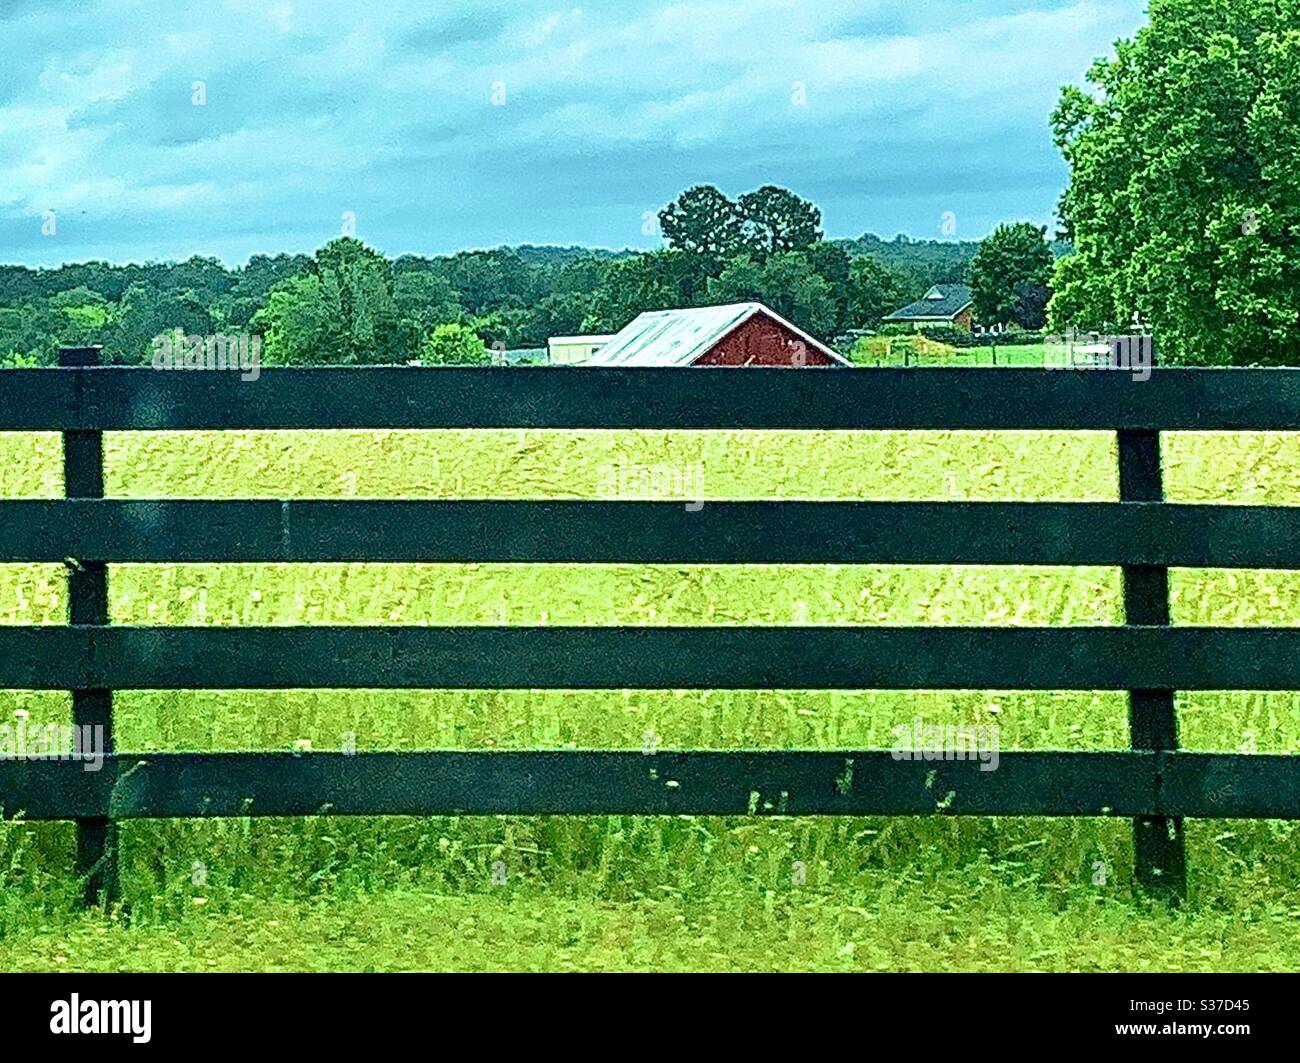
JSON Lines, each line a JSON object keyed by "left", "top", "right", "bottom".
{"left": 583, "top": 302, "right": 848, "bottom": 367}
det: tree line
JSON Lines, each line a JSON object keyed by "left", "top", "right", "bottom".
{"left": 1, "top": 186, "right": 1033, "bottom": 367}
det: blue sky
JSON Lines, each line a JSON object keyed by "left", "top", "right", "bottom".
{"left": 0, "top": 0, "right": 1146, "bottom": 267}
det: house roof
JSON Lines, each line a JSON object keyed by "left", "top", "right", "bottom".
{"left": 585, "top": 302, "right": 849, "bottom": 366}
{"left": 883, "top": 284, "right": 973, "bottom": 322}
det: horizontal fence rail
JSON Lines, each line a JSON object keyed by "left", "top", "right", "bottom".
{"left": 1, "top": 499, "right": 1300, "bottom": 567}
{"left": 1, "top": 366, "right": 1299, "bottom": 430}
{"left": 2, "top": 625, "right": 1300, "bottom": 690}
{"left": 1, "top": 361, "right": 1298, "bottom": 908}
{"left": 1, "top": 752, "right": 1297, "bottom": 820}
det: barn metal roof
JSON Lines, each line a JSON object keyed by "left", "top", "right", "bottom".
{"left": 584, "top": 302, "right": 848, "bottom": 366}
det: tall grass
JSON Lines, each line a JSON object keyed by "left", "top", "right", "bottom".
{"left": 0, "top": 426, "right": 1296, "bottom": 964}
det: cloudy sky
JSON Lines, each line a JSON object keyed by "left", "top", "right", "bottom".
{"left": 0, "top": 0, "right": 1145, "bottom": 267}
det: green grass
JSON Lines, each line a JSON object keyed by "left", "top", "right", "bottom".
{"left": 851, "top": 340, "right": 1069, "bottom": 367}
{"left": 0, "top": 426, "right": 1297, "bottom": 971}
{"left": 7, "top": 874, "right": 1300, "bottom": 973}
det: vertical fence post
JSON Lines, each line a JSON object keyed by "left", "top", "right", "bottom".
{"left": 1117, "top": 336, "right": 1186, "bottom": 901}
{"left": 59, "top": 345, "right": 118, "bottom": 907}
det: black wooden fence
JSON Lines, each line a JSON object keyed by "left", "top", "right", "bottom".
{"left": 1, "top": 351, "right": 1298, "bottom": 905}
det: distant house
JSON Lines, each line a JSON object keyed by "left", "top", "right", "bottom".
{"left": 584, "top": 302, "right": 849, "bottom": 367}
{"left": 548, "top": 335, "right": 614, "bottom": 365}
{"left": 883, "top": 284, "right": 974, "bottom": 332}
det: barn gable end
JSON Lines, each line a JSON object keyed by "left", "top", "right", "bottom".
{"left": 693, "top": 310, "right": 839, "bottom": 366}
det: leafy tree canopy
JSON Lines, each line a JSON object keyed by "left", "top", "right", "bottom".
{"left": 659, "top": 184, "right": 822, "bottom": 261}
{"left": 582, "top": 249, "right": 714, "bottom": 332}
{"left": 968, "top": 222, "right": 1054, "bottom": 329}
{"left": 658, "top": 185, "right": 746, "bottom": 260}
{"left": 1049, "top": 0, "right": 1300, "bottom": 364}
{"left": 737, "top": 185, "right": 823, "bottom": 256}
{"left": 420, "top": 322, "right": 490, "bottom": 365}
{"left": 707, "top": 252, "right": 837, "bottom": 337}
{"left": 253, "top": 239, "right": 404, "bottom": 365}
{"left": 845, "top": 256, "right": 911, "bottom": 331}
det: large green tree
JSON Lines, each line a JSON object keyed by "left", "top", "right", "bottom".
{"left": 737, "top": 185, "right": 823, "bottom": 257}
{"left": 967, "top": 223, "right": 1054, "bottom": 329}
{"left": 660, "top": 184, "right": 823, "bottom": 262}
{"left": 1049, "top": 0, "right": 1300, "bottom": 364}
{"left": 658, "top": 185, "right": 745, "bottom": 260}
{"left": 253, "top": 238, "right": 406, "bottom": 365}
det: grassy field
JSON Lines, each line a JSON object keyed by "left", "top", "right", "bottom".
{"left": 853, "top": 339, "right": 1069, "bottom": 367}
{"left": 0, "top": 425, "right": 1297, "bottom": 971}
